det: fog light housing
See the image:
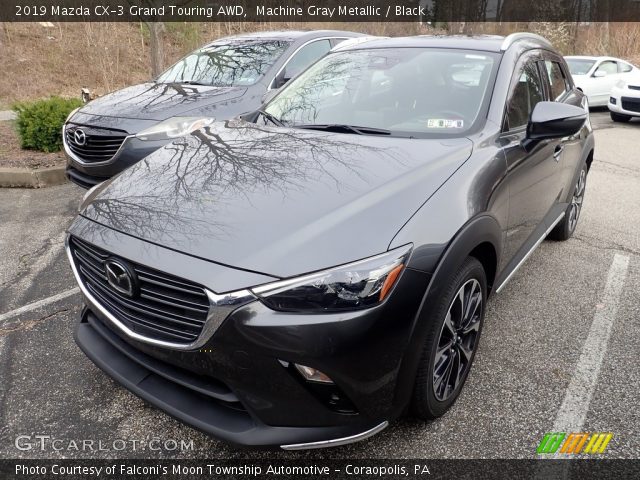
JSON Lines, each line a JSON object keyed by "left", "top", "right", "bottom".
{"left": 294, "top": 364, "right": 334, "bottom": 384}
{"left": 610, "top": 97, "right": 617, "bottom": 105}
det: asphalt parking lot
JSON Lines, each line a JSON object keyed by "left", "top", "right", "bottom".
{"left": 0, "top": 110, "right": 638, "bottom": 460}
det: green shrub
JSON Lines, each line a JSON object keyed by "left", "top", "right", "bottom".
{"left": 13, "top": 97, "right": 83, "bottom": 152}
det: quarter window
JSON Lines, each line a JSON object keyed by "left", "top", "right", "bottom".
{"left": 545, "top": 61, "right": 570, "bottom": 101}
{"left": 619, "top": 62, "right": 633, "bottom": 73}
{"left": 505, "top": 60, "right": 545, "bottom": 130}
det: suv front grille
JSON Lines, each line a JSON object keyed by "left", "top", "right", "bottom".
{"left": 69, "top": 236, "right": 210, "bottom": 344}
{"left": 65, "top": 125, "right": 128, "bottom": 163}
{"left": 628, "top": 85, "right": 640, "bottom": 91}
{"left": 621, "top": 97, "right": 640, "bottom": 113}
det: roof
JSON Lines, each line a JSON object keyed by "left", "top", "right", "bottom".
{"left": 334, "top": 33, "right": 552, "bottom": 53}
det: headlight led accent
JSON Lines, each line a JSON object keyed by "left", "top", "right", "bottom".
{"left": 135, "top": 116, "right": 214, "bottom": 141}
{"left": 251, "top": 245, "right": 412, "bottom": 312}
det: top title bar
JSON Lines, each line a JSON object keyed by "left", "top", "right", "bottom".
{"left": 5, "top": 0, "right": 640, "bottom": 22}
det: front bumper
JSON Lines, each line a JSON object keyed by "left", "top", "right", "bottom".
{"left": 608, "top": 91, "right": 640, "bottom": 117}
{"left": 69, "top": 228, "right": 431, "bottom": 448}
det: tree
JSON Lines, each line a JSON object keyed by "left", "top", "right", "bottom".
{"left": 146, "top": 22, "right": 165, "bottom": 77}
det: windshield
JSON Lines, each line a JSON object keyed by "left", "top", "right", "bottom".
{"left": 263, "top": 48, "right": 498, "bottom": 137}
{"left": 566, "top": 59, "right": 596, "bottom": 75}
{"left": 157, "top": 40, "right": 290, "bottom": 87}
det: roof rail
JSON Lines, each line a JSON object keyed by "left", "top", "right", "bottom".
{"left": 500, "top": 32, "right": 552, "bottom": 51}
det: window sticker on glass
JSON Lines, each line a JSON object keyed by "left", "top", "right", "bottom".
{"left": 427, "top": 119, "right": 464, "bottom": 129}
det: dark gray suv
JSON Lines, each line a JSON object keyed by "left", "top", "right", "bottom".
{"left": 67, "top": 33, "right": 594, "bottom": 449}
{"left": 63, "top": 30, "right": 362, "bottom": 188}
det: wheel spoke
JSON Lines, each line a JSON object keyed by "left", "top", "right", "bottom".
{"left": 432, "top": 278, "right": 484, "bottom": 402}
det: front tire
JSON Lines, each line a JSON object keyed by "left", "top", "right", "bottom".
{"left": 610, "top": 111, "right": 631, "bottom": 123}
{"left": 548, "top": 163, "right": 588, "bottom": 241}
{"left": 411, "top": 257, "right": 487, "bottom": 419}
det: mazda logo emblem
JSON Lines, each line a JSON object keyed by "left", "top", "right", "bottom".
{"left": 73, "top": 129, "right": 87, "bottom": 146}
{"left": 105, "top": 258, "right": 138, "bottom": 298}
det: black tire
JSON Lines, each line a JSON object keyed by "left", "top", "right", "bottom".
{"left": 411, "top": 257, "right": 487, "bottom": 420}
{"left": 610, "top": 111, "right": 631, "bottom": 123}
{"left": 548, "top": 162, "right": 588, "bottom": 241}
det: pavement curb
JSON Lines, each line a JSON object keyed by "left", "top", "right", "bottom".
{"left": 0, "top": 166, "right": 67, "bottom": 188}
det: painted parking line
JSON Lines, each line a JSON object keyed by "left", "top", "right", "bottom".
{"left": 552, "top": 253, "right": 630, "bottom": 434}
{"left": 0, "top": 287, "right": 79, "bottom": 325}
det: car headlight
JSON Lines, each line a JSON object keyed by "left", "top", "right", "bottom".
{"left": 135, "top": 116, "right": 214, "bottom": 141}
{"left": 66, "top": 107, "right": 80, "bottom": 122}
{"left": 251, "top": 245, "right": 412, "bottom": 312}
{"left": 615, "top": 79, "right": 627, "bottom": 89}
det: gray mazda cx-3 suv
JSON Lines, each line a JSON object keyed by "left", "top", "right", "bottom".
{"left": 66, "top": 33, "right": 594, "bottom": 449}
{"left": 63, "top": 30, "right": 362, "bottom": 188}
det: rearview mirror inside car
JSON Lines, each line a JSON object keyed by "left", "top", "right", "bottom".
{"left": 526, "top": 101, "right": 587, "bottom": 141}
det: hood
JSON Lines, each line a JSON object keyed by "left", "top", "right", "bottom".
{"left": 78, "top": 82, "right": 247, "bottom": 121}
{"left": 81, "top": 120, "right": 472, "bottom": 278}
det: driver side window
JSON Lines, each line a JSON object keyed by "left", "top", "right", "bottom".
{"left": 595, "top": 61, "right": 618, "bottom": 76}
{"left": 505, "top": 59, "right": 545, "bottom": 131}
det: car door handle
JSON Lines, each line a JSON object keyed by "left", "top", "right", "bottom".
{"left": 553, "top": 145, "right": 564, "bottom": 161}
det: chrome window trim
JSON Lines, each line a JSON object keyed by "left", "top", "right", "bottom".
{"left": 65, "top": 236, "right": 256, "bottom": 350}
{"left": 63, "top": 123, "right": 134, "bottom": 167}
{"left": 267, "top": 37, "right": 349, "bottom": 90}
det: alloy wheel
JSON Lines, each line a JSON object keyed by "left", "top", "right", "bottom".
{"left": 568, "top": 169, "right": 586, "bottom": 233}
{"left": 433, "top": 279, "right": 483, "bottom": 402}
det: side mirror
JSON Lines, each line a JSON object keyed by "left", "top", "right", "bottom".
{"left": 261, "top": 88, "right": 280, "bottom": 105}
{"left": 593, "top": 70, "right": 607, "bottom": 78}
{"left": 527, "top": 101, "right": 587, "bottom": 141}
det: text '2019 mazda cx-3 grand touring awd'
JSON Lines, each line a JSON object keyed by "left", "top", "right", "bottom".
{"left": 63, "top": 30, "right": 362, "bottom": 188}
{"left": 67, "top": 34, "right": 594, "bottom": 449}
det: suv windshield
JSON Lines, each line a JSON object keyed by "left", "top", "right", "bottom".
{"left": 157, "top": 40, "right": 290, "bottom": 87}
{"left": 264, "top": 48, "right": 498, "bottom": 137}
{"left": 566, "top": 59, "right": 596, "bottom": 75}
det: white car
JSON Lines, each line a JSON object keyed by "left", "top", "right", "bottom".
{"left": 565, "top": 56, "right": 639, "bottom": 107}
{"left": 608, "top": 72, "right": 640, "bottom": 122}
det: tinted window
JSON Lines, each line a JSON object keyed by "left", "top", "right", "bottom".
{"left": 506, "top": 61, "right": 545, "bottom": 129}
{"left": 284, "top": 40, "right": 332, "bottom": 79}
{"left": 157, "top": 40, "right": 290, "bottom": 87}
{"left": 545, "top": 61, "right": 569, "bottom": 101}
{"left": 596, "top": 61, "right": 618, "bottom": 75}
{"left": 264, "top": 48, "right": 498, "bottom": 137}
{"left": 566, "top": 59, "right": 596, "bottom": 75}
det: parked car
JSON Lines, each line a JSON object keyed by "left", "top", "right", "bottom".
{"left": 608, "top": 71, "right": 640, "bottom": 122}
{"left": 63, "top": 30, "right": 362, "bottom": 188}
{"left": 67, "top": 33, "right": 593, "bottom": 449}
{"left": 565, "top": 55, "right": 639, "bottom": 106}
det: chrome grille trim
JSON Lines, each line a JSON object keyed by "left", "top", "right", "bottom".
{"left": 66, "top": 235, "right": 256, "bottom": 350}
{"left": 63, "top": 123, "right": 133, "bottom": 166}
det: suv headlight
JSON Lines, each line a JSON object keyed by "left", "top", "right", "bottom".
{"left": 135, "top": 116, "right": 214, "bottom": 141}
{"left": 66, "top": 107, "right": 80, "bottom": 122}
{"left": 251, "top": 245, "right": 412, "bottom": 313}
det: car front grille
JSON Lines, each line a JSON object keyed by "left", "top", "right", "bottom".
{"left": 621, "top": 97, "right": 640, "bottom": 113}
{"left": 69, "top": 236, "right": 211, "bottom": 344}
{"left": 65, "top": 125, "right": 128, "bottom": 163}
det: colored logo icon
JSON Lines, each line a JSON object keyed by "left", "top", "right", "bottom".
{"left": 537, "top": 432, "right": 613, "bottom": 454}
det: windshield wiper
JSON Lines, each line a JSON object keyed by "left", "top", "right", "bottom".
{"left": 295, "top": 124, "right": 391, "bottom": 136}
{"left": 258, "top": 109, "right": 284, "bottom": 127}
